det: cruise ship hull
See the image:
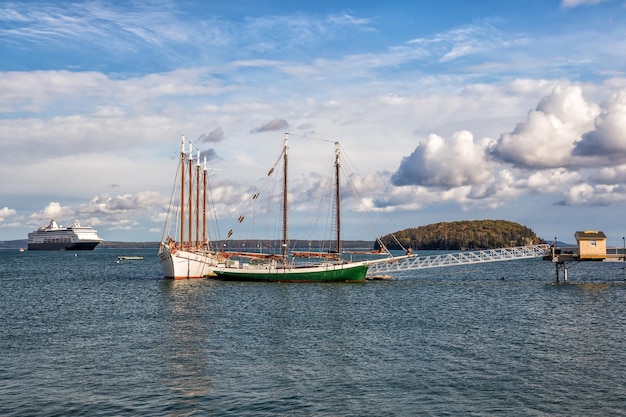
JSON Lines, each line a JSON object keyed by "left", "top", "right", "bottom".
{"left": 28, "top": 241, "right": 101, "bottom": 251}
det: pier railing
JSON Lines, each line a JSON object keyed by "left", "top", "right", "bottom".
{"left": 366, "top": 244, "right": 551, "bottom": 277}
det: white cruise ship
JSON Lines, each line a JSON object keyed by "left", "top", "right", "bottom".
{"left": 27, "top": 219, "right": 103, "bottom": 251}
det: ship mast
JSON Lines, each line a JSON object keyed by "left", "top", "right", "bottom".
{"left": 180, "top": 136, "right": 186, "bottom": 246}
{"left": 188, "top": 142, "right": 193, "bottom": 248}
{"left": 196, "top": 150, "right": 201, "bottom": 249}
{"left": 282, "top": 132, "right": 289, "bottom": 263}
{"left": 203, "top": 155, "right": 208, "bottom": 247}
{"left": 335, "top": 142, "right": 342, "bottom": 256}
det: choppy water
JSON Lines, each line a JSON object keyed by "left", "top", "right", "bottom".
{"left": 1, "top": 249, "right": 625, "bottom": 416}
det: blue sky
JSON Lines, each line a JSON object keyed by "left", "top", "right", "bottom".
{"left": 2, "top": 0, "right": 626, "bottom": 246}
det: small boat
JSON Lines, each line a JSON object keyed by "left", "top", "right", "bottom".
{"left": 27, "top": 220, "right": 103, "bottom": 251}
{"left": 117, "top": 256, "right": 144, "bottom": 261}
{"left": 158, "top": 136, "right": 224, "bottom": 279}
{"left": 211, "top": 133, "right": 379, "bottom": 283}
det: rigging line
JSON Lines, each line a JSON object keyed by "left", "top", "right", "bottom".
{"left": 226, "top": 144, "right": 285, "bottom": 240}
{"left": 205, "top": 169, "right": 222, "bottom": 245}
{"left": 227, "top": 156, "right": 285, "bottom": 252}
{"left": 338, "top": 145, "right": 408, "bottom": 252}
{"left": 341, "top": 167, "right": 406, "bottom": 252}
{"left": 286, "top": 132, "right": 336, "bottom": 144}
{"left": 298, "top": 150, "right": 335, "bottom": 245}
{"left": 161, "top": 157, "right": 182, "bottom": 244}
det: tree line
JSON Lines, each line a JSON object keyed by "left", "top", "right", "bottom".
{"left": 376, "top": 220, "right": 545, "bottom": 250}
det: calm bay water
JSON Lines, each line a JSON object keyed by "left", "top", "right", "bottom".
{"left": 1, "top": 248, "right": 625, "bottom": 416}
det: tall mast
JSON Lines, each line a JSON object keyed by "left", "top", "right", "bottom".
{"left": 188, "top": 142, "right": 193, "bottom": 248}
{"left": 203, "top": 155, "right": 208, "bottom": 247}
{"left": 282, "top": 132, "right": 289, "bottom": 262}
{"left": 335, "top": 142, "right": 342, "bottom": 256}
{"left": 196, "top": 150, "right": 201, "bottom": 249}
{"left": 180, "top": 135, "right": 186, "bottom": 246}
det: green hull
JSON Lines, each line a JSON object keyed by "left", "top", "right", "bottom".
{"left": 212, "top": 263, "right": 368, "bottom": 282}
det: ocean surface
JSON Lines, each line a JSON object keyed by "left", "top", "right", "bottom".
{"left": 1, "top": 248, "right": 625, "bottom": 416}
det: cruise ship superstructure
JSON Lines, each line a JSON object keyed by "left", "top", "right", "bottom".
{"left": 27, "top": 220, "right": 103, "bottom": 251}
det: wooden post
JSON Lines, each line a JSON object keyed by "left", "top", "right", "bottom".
{"left": 555, "top": 262, "right": 559, "bottom": 283}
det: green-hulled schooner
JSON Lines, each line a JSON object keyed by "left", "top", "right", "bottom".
{"left": 211, "top": 133, "right": 370, "bottom": 282}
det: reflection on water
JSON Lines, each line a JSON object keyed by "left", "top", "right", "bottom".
{"left": 576, "top": 282, "right": 611, "bottom": 292}
{"left": 159, "top": 280, "right": 212, "bottom": 412}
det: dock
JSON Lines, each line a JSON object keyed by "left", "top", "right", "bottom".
{"left": 365, "top": 244, "right": 551, "bottom": 278}
{"left": 543, "top": 231, "right": 626, "bottom": 282}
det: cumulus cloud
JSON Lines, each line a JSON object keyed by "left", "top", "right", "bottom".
{"left": 29, "top": 202, "right": 74, "bottom": 225}
{"left": 391, "top": 130, "right": 493, "bottom": 187}
{"left": 573, "top": 90, "right": 626, "bottom": 159}
{"left": 24, "top": 192, "right": 171, "bottom": 233}
{"left": 385, "top": 85, "right": 626, "bottom": 211}
{"left": 466, "top": 169, "right": 522, "bottom": 204}
{"left": 198, "top": 128, "right": 224, "bottom": 143}
{"left": 250, "top": 118, "right": 289, "bottom": 133}
{"left": 589, "top": 164, "right": 626, "bottom": 184}
{"left": 0, "top": 206, "right": 17, "bottom": 222}
{"left": 490, "top": 85, "right": 600, "bottom": 169}
{"left": 522, "top": 168, "right": 581, "bottom": 193}
{"left": 78, "top": 192, "right": 167, "bottom": 216}
{"left": 557, "top": 183, "right": 625, "bottom": 206}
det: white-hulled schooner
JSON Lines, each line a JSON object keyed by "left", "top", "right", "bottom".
{"left": 158, "top": 136, "right": 223, "bottom": 279}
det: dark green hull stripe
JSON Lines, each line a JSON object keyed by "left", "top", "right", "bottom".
{"left": 212, "top": 264, "right": 368, "bottom": 282}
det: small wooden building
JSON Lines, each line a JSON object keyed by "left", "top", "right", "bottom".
{"left": 574, "top": 230, "right": 607, "bottom": 260}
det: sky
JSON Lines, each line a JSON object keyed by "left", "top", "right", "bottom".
{"left": 2, "top": 0, "right": 626, "bottom": 246}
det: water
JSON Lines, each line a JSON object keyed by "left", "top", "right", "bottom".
{"left": 1, "top": 249, "right": 625, "bottom": 416}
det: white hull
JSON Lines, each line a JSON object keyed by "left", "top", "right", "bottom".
{"left": 158, "top": 245, "right": 218, "bottom": 279}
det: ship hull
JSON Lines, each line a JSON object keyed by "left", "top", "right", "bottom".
{"left": 211, "top": 262, "right": 368, "bottom": 283}
{"left": 158, "top": 246, "right": 218, "bottom": 279}
{"left": 27, "top": 241, "right": 101, "bottom": 251}
{"left": 27, "top": 220, "right": 103, "bottom": 251}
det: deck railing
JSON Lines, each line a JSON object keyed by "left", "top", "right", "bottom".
{"left": 366, "top": 244, "right": 551, "bottom": 277}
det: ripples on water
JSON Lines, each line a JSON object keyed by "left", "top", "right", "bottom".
{"left": 1, "top": 249, "right": 625, "bottom": 416}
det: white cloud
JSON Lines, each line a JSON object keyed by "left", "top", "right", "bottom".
{"left": 466, "top": 169, "right": 523, "bottom": 207}
{"left": 491, "top": 85, "right": 600, "bottom": 168}
{"left": 28, "top": 202, "right": 74, "bottom": 225}
{"left": 523, "top": 168, "right": 581, "bottom": 193}
{"left": 0, "top": 206, "right": 17, "bottom": 222}
{"left": 559, "top": 183, "right": 626, "bottom": 205}
{"left": 391, "top": 130, "right": 493, "bottom": 187}
{"left": 590, "top": 164, "right": 626, "bottom": 183}
{"left": 574, "top": 90, "right": 626, "bottom": 159}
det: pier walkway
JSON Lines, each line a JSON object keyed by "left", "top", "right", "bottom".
{"left": 543, "top": 245, "right": 626, "bottom": 282}
{"left": 365, "top": 244, "right": 551, "bottom": 278}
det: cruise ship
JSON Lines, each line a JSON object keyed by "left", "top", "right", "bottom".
{"left": 27, "top": 219, "right": 103, "bottom": 251}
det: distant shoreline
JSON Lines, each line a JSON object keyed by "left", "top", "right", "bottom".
{"left": 0, "top": 239, "right": 377, "bottom": 250}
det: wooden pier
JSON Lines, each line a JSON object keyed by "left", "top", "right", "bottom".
{"left": 543, "top": 231, "right": 626, "bottom": 282}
